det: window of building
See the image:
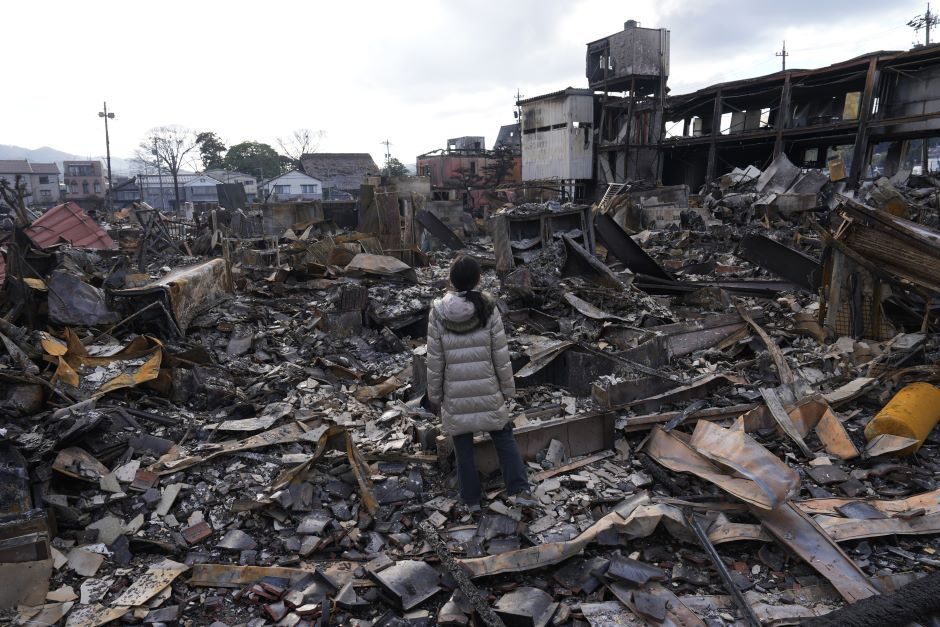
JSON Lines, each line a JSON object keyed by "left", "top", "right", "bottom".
{"left": 82, "top": 181, "right": 89, "bottom": 194}
{"left": 469, "top": 161, "right": 476, "bottom": 175}
{"left": 94, "top": 181, "right": 102, "bottom": 194}
{"left": 39, "top": 176, "right": 49, "bottom": 184}
{"left": 901, "top": 139, "right": 925, "bottom": 173}
{"left": 67, "top": 165, "right": 94, "bottom": 176}
{"left": 301, "top": 184, "right": 319, "bottom": 194}
{"left": 274, "top": 185, "right": 291, "bottom": 194}
{"left": 422, "top": 165, "right": 431, "bottom": 176}
{"left": 68, "top": 181, "right": 78, "bottom": 194}
{"left": 40, "top": 189, "right": 51, "bottom": 199}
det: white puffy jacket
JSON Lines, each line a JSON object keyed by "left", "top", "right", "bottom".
{"left": 426, "top": 291, "right": 515, "bottom": 436}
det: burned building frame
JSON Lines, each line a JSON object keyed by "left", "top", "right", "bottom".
{"left": 584, "top": 21, "right": 940, "bottom": 194}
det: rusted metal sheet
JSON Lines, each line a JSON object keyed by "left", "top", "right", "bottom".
{"left": 594, "top": 212, "right": 672, "bottom": 281}
{"left": 646, "top": 425, "right": 796, "bottom": 510}
{"left": 459, "top": 493, "right": 650, "bottom": 578}
{"left": 111, "top": 259, "right": 229, "bottom": 335}
{"left": 25, "top": 202, "right": 116, "bottom": 250}
{"left": 416, "top": 210, "right": 465, "bottom": 250}
{"left": 797, "top": 488, "right": 940, "bottom": 517}
{"left": 737, "top": 233, "right": 821, "bottom": 293}
{"left": 752, "top": 502, "right": 880, "bottom": 603}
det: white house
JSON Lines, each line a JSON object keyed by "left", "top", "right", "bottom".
{"left": 204, "top": 169, "right": 258, "bottom": 202}
{"left": 261, "top": 170, "right": 323, "bottom": 201}
{"left": 183, "top": 174, "right": 224, "bottom": 204}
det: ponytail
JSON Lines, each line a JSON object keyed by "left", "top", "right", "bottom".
{"left": 450, "top": 255, "right": 487, "bottom": 327}
{"left": 463, "top": 290, "right": 488, "bottom": 328}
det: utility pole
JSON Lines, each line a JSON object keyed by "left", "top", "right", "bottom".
{"left": 380, "top": 139, "right": 392, "bottom": 173}
{"left": 908, "top": 3, "right": 940, "bottom": 45}
{"left": 98, "top": 102, "right": 115, "bottom": 212}
{"left": 776, "top": 41, "right": 788, "bottom": 72}
{"left": 152, "top": 138, "right": 166, "bottom": 212}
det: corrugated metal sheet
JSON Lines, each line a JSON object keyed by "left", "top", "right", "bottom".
{"left": 25, "top": 202, "right": 116, "bottom": 250}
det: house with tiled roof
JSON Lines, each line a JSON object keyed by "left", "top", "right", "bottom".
{"left": 0, "top": 160, "right": 60, "bottom": 208}
{"left": 299, "top": 153, "right": 380, "bottom": 199}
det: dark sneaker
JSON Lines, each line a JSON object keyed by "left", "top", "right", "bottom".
{"left": 509, "top": 491, "right": 537, "bottom": 507}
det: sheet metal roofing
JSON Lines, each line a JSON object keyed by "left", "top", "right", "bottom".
{"left": 25, "top": 201, "right": 116, "bottom": 250}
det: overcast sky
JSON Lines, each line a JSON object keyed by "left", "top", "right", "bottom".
{"left": 4, "top": 0, "right": 928, "bottom": 169}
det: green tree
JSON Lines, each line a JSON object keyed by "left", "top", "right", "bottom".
{"left": 195, "top": 132, "right": 227, "bottom": 170}
{"left": 223, "top": 142, "right": 284, "bottom": 181}
{"left": 385, "top": 157, "right": 409, "bottom": 177}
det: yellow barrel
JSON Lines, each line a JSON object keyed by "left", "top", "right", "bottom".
{"left": 864, "top": 383, "right": 940, "bottom": 454}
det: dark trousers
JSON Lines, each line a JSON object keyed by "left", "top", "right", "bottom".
{"left": 452, "top": 423, "right": 529, "bottom": 505}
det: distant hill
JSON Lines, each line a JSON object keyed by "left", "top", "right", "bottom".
{"left": 0, "top": 144, "right": 135, "bottom": 175}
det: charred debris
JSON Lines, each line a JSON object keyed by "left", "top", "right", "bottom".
{"left": 2, "top": 160, "right": 940, "bottom": 627}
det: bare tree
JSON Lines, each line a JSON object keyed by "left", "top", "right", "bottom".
{"left": 134, "top": 126, "right": 199, "bottom": 213}
{"left": 277, "top": 128, "right": 325, "bottom": 170}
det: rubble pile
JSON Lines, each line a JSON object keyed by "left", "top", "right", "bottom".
{"left": 2, "top": 178, "right": 940, "bottom": 626}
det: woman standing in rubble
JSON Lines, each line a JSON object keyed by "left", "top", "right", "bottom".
{"left": 426, "top": 255, "right": 532, "bottom": 512}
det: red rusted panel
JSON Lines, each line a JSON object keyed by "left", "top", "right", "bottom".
{"left": 25, "top": 202, "right": 116, "bottom": 250}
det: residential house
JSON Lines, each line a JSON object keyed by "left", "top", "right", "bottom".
{"left": 299, "top": 153, "right": 380, "bottom": 199}
{"left": 0, "top": 159, "right": 60, "bottom": 209}
{"left": 63, "top": 161, "right": 106, "bottom": 212}
{"left": 183, "top": 174, "right": 224, "bottom": 204}
{"left": 136, "top": 172, "right": 201, "bottom": 212}
{"left": 203, "top": 169, "right": 258, "bottom": 203}
{"left": 260, "top": 171, "right": 323, "bottom": 201}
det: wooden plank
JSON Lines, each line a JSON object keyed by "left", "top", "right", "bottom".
{"left": 532, "top": 451, "right": 614, "bottom": 482}
{"left": 623, "top": 403, "right": 757, "bottom": 432}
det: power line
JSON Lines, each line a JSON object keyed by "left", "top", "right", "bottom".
{"left": 908, "top": 2, "right": 940, "bottom": 45}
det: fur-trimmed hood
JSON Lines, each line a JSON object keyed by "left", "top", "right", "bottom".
{"left": 432, "top": 291, "right": 497, "bottom": 334}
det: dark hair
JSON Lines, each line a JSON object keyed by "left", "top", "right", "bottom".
{"left": 450, "top": 255, "right": 487, "bottom": 327}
